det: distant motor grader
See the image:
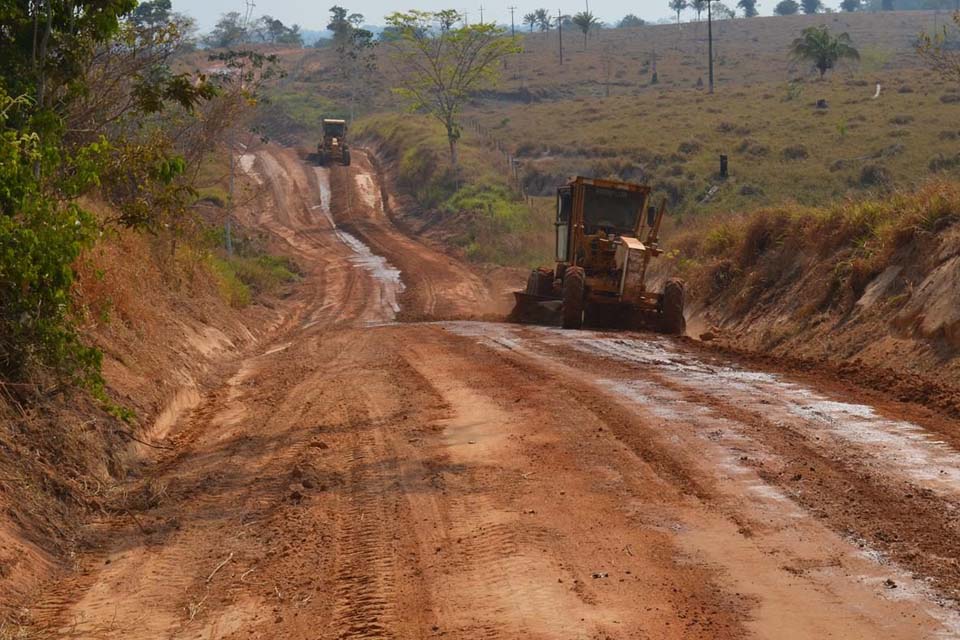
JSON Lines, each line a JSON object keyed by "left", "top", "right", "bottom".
{"left": 317, "top": 118, "right": 351, "bottom": 166}
{"left": 512, "top": 176, "right": 686, "bottom": 334}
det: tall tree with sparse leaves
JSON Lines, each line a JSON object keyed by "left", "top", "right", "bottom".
{"left": 385, "top": 10, "right": 519, "bottom": 167}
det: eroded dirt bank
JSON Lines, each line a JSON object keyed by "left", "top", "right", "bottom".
{"left": 14, "top": 146, "right": 960, "bottom": 639}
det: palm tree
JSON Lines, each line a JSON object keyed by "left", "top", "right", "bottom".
{"left": 691, "top": 0, "right": 708, "bottom": 21}
{"left": 572, "top": 11, "right": 598, "bottom": 48}
{"left": 668, "top": 0, "right": 688, "bottom": 28}
{"left": 534, "top": 8, "right": 552, "bottom": 31}
{"left": 523, "top": 12, "right": 537, "bottom": 32}
{"left": 789, "top": 25, "right": 859, "bottom": 79}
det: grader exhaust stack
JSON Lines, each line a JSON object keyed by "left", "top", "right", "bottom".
{"left": 511, "top": 176, "right": 685, "bottom": 334}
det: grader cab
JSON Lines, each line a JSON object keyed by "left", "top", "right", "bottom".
{"left": 512, "top": 176, "right": 685, "bottom": 334}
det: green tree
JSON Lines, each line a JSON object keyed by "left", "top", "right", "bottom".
{"left": 691, "top": 0, "right": 708, "bottom": 21}
{"left": 337, "top": 26, "right": 378, "bottom": 118}
{"left": 535, "top": 8, "right": 553, "bottom": 31}
{"left": 840, "top": 0, "right": 862, "bottom": 10}
{"left": 774, "top": 0, "right": 801, "bottom": 14}
{"left": 738, "top": 0, "right": 760, "bottom": 16}
{"left": 0, "top": 0, "right": 129, "bottom": 383}
{"left": 130, "top": 0, "right": 172, "bottom": 27}
{"left": 714, "top": 3, "right": 737, "bottom": 18}
{"left": 572, "top": 11, "right": 600, "bottom": 48}
{"left": 523, "top": 11, "right": 538, "bottom": 31}
{"left": 255, "top": 16, "right": 303, "bottom": 45}
{"left": 619, "top": 13, "right": 646, "bottom": 27}
{"left": 790, "top": 25, "right": 859, "bottom": 78}
{"left": 204, "top": 12, "right": 248, "bottom": 48}
{"left": 669, "top": 0, "right": 688, "bottom": 26}
{"left": 385, "top": 10, "right": 519, "bottom": 167}
{"left": 802, "top": 0, "right": 823, "bottom": 13}
{"left": 328, "top": 6, "right": 364, "bottom": 43}
{"left": 0, "top": 94, "right": 104, "bottom": 383}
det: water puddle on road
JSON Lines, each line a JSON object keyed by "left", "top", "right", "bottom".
{"left": 562, "top": 332, "right": 960, "bottom": 498}
{"left": 314, "top": 166, "right": 405, "bottom": 321}
{"left": 238, "top": 153, "right": 262, "bottom": 184}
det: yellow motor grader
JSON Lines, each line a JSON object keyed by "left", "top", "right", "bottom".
{"left": 512, "top": 176, "right": 685, "bottom": 334}
{"left": 317, "top": 118, "right": 351, "bottom": 166}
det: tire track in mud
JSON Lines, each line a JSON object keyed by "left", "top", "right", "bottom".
{"left": 327, "top": 434, "right": 400, "bottom": 639}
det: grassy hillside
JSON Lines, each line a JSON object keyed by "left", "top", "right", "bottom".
{"left": 268, "top": 11, "right": 959, "bottom": 238}
{"left": 466, "top": 12, "right": 959, "bottom": 216}
{"left": 355, "top": 114, "right": 554, "bottom": 266}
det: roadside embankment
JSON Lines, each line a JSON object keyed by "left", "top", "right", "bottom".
{"left": 666, "top": 180, "right": 960, "bottom": 409}
{"left": 0, "top": 167, "right": 292, "bottom": 616}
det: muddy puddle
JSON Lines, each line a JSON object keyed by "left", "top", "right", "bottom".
{"left": 313, "top": 166, "right": 405, "bottom": 321}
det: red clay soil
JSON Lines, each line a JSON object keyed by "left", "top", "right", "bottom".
{"left": 5, "top": 145, "right": 960, "bottom": 639}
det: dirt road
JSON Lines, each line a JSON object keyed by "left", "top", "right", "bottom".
{"left": 25, "top": 147, "right": 960, "bottom": 639}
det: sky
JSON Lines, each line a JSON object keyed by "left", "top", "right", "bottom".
{"left": 172, "top": 0, "right": 705, "bottom": 32}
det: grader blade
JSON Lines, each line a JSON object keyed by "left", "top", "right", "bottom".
{"left": 509, "top": 293, "right": 562, "bottom": 325}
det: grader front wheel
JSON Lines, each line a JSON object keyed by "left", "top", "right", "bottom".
{"left": 562, "top": 267, "right": 585, "bottom": 330}
{"left": 660, "top": 278, "right": 686, "bottom": 335}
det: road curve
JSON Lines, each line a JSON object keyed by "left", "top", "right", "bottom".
{"left": 25, "top": 145, "right": 960, "bottom": 639}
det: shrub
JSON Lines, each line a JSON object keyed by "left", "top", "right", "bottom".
{"left": 0, "top": 94, "right": 105, "bottom": 385}
{"left": 941, "top": 93, "right": 960, "bottom": 104}
{"left": 858, "top": 164, "right": 892, "bottom": 188}
{"left": 781, "top": 145, "right": 809, "bottom": 161}
{"left": 677, "top": 140, "right": 702, "bottom": 155}
{"left": 888, "top": 115, "right": 914, "bottom": 125}
{"left": 208, "top": 256, "right": 253, "bottom": 308}
{"left": 929, "top": 153, "right": 960, "bottom": 172}
{"left": 737, "top": 138, "right": 771, "bottom": 157}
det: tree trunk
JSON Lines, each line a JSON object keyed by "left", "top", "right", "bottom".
{"left": 447, "top": 132, "right": 458, "bottom": 168}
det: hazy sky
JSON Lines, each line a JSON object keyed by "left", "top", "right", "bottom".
{"left": 172, "top": 0, "right": 769, "bottom": 32}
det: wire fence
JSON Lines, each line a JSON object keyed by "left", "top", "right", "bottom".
{"left": 463, "top": 117, "right": 538, "bottom": 209}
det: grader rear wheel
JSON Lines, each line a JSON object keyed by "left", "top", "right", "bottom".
{"left": 562, "top": 267, "right": 585, "bottom": 330}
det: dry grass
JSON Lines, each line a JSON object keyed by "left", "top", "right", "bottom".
{"left": 666, "top": 180, "right": 960, "bottom": 311}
